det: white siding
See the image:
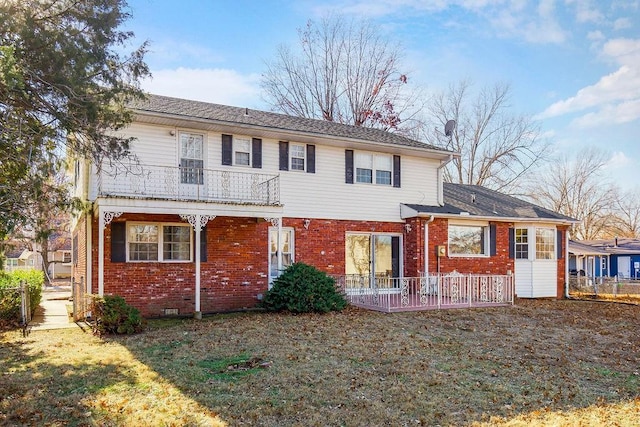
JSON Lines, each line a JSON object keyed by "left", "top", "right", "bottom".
{"left": 92, "top": 122, "right": 442, "bottom": 223}
{"left": 515, "top": 260, "right": 557, "bottom": 298}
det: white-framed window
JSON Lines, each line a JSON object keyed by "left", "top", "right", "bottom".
{"left": 179, "top": 132, "right": 204, "bottom": 184}
{"left": 515, "top": 228, "right": 529, "bottom": 260}
{"left": 535, "top": 228, "right": 555, "bottom": 260}
{"left": 290, "top": 143, "right": 306, "bottom": 171}
{"left": 355, "top": 152, "right": 392, "bottom": 185}
{"left": 127, "top": 223, "right": 192, "bottom": 262}
{"left": 269, "top": 227, "right": 294, "bottom": 281}
{"left": 448, "top": 224, "right": 489, "bottom": 256}
{"left": 234, "top": 137, "right": 251, "bottom": 166}
{"left": 601, "top": 257, "right": 607, "bottom": 270}
{"left": 62, "top": 252, "right": 71, "bottom": 263}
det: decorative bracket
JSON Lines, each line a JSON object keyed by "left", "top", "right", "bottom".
{"left": 103, "top": 211, "right": 123, "bottom": 226}
{"left": 180, "top": 214, "right": 216, "bottom": 231}
{"left": 264, "top": 217, "right": 280, "bottom": 227}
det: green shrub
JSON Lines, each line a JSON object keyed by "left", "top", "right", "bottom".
{"left": 91, "top": 295, "right": 144, "bottom": 335}
{"left": 261, "top": 262, "right": 347, "bottom": 313}
{"left": 0, "top": 270, "right": 44, "bottom": 323}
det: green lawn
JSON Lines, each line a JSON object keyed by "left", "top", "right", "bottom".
{"left": 1, "top": 299, "right": 639, "bottom": 426}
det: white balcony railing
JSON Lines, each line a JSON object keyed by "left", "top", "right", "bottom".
{"left": 335, "top": 273, "right": 515, "bottom": 312}
{"left": 97, "top": 164, "right": 280, "bottom": 205}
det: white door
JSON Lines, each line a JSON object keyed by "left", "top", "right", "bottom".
{"left": 618, "top": 256, "right": 631, "bottom": 279}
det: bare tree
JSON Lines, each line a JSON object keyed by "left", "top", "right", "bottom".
{"left": 424, "top": 80, "right": 547, "bottom": 193}
{"left": 261, "top": 15, "right": 422, "bottom": 131}
{"left": 609, "top": 188, "right": 640, "bottom": 238}
{"left": 526, "top": 148, "right": 617, "bottom": 240}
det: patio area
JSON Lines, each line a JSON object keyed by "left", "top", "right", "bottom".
{"left": 335, "top": 273, "right": 515, "bottom": 312}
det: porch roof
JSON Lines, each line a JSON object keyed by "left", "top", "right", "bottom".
{"left": 402, "top": 183, "right": 577, "bottom": 223}
{"left": 569, "top": 240, "right": 609, "bottom": 256}
{"left": 571, "top": 238, "right": 640, "bottom": 255}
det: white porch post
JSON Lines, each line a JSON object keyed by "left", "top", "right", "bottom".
{"left": 98, "top": 209, "right": 122, "bottom": 296}
{"left": 180, "top": 214, "right": 215, "bottom": 319}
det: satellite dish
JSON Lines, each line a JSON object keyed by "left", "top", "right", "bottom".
{"left": 444, "top": 120, "right": 456, "bottom": 137}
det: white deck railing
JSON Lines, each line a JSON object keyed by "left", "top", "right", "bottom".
{"left": 335, "top": 273, "right": 514, "bottom": 312}
{"left": 97, "top": 164, "right": 280, "bottom": 205}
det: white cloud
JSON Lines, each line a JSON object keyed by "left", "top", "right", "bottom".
{"left": 142, "top": 68, "right": 262, "bottom": 107}
{"left": 538, "top": 37, "right": 640, "bottom": 125}
{"left": 605, "top": 151, "right": 632, "bottom": 169}
{"left": 613, "top": 17, "right": 632, "bottom": 30}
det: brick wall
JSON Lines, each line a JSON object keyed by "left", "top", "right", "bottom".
{"left": 89, "top": 213, "right": 567, "bottom": 317}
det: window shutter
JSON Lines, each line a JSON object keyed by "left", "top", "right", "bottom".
{"left": 508, "top": 228, "right": 515, "bottom": 259}
{"left": 111, "top": 222, "right": 126, "bottom": 263}
{"left": 391, "top": 236, "right": 400, "bottom": 278}
{"left": 222, "top": 134, "right": 233, "bottom": 166}
{"left": 393, "top": 155, "right": 401, "bottom": 188}
{"left": 490, "top": 224, "right": 497, "bottom": 256}
{"left": 307, "top": 144, "right": 316, "bottom": 173}
{"left": 200, "top": 227, "right": 207, "bottom": 262}
{"left": 557, "top": 229, "right": 563, "bottom": 259}
{"left": 279, "top": 141, "right": 289, "bottom": 171}
{"left": 252, "top": 138, "right": 262, "bottom": 169}
{"left": 345, "top": 150, "right": 354, "bottom": 184}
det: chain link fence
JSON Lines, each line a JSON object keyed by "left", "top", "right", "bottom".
{"left": 569, "top": 276, "right": 640, "bottom": 303}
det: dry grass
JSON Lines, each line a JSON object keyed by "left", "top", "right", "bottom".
{"left": 1, "top": 299, "right": 639, "bottom": 426}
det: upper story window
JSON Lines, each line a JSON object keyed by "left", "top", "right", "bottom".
{"left": 535, "top": 228, "right": 555, "bottom": 260}
{"left": 345, "top": 150, "right": 400, "bottom": 187}
{"left": 279, "top": 141, "right": 315, "bottom": 173}
{"left": 222, "top": 134, "right": 262, "bottom": 169}
{"left": 234, "top": 138, "right": 251, "bottom": 166}
{"left": 448, "top": 224, "right": 488, "bottom": 256}
{"left": 179, "top": 133, "right": 204, "bottom": 184}
{"left": 290, "top": 144, "right": 306, "bottom": 171}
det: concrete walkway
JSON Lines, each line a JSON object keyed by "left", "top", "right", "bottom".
{"left": 29, "top": 282, "right": 79, "bottom": 331}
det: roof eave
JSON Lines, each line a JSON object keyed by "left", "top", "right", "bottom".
{"left": 403, "top": 210, "right": 578, "bottom": 225}
{"left": 132, "top": 109, "right": 456, "bottom": 160}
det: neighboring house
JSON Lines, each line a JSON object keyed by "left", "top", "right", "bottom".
{"left": 569, "top": 238, "right": 640, "bottom": 279}
{"left": 3, "top": 249, "right": 41, "bottom": 272}
{"left": 70, "top": 94, "right": 575, "bottom": 317}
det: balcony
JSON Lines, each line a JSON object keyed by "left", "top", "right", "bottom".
{"left": 97, "top": 164, "right": 280, "bottom": 205}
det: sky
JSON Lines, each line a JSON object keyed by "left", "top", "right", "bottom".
{"left": 124, "top": 0, "right": 640, "bottom": 189}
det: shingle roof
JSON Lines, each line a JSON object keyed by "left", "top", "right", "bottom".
{"left": 130, "top": 94, "right": 449, "bottom": 152}
{"left": 573, "top": 238, "right": 640, "bottom": 255}
{"left": 404, "top": 183, "right": 576, "bottom": 222}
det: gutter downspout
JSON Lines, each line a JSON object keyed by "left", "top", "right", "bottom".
{"left": 436, "top": 154, "right": 454, "bottom": 206}
{"left": 423, "top": 215, "right": 435, "bottom": 276}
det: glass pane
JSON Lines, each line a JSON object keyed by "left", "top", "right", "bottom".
{"left": 356, "top": 168, "right": 372, "bottom": 183}
{"left": 346, "top": 234, "right": 371, "bottom": 276}
{"left": 355, "top": 153, "right": 372, "bottom": 168}
{"left": 375, "top": 154, "right": 391, "bottom": 170}
{"left": 373, "top": 235, "right": 392, "bottom": 277}
{"left": 536, "top": 228, "right": 555, "bottom": 260}
{"left": 163, "top": 226, "right": 191, "bottom": 261}
{"left": 375, "top": 170, "right": 391, "bottom": 185}
{"left": 235, "top": 152, "right": 250, "bottom": 165}
{"left": 449, "top": 225, "right": 483, "bottom": 255}
{"left": 291, "top": 144, "right": 305, "bottom": 158}
{"left": 291, "top": 157, "right": 305, "bottom": 170}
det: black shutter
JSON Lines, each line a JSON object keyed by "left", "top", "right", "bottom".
{"left": 111, "top": 222, "right": 126, "bottom": 263}
{"left": 393, "top": 155, "right": 401, "bottom": 188}
{"left": 252, "top": 138, "right": 262, "bottom": 169}
{"left": 200, "top": 227, "right": 207, "bottom": 262}
{"left": 345, "top": 150, "right": 354, "bottom": 184}
{"left": 222, "top": 134, "right": 233, "bottom": 165}
{"left": 557, "top": 229, "right": 563, "bottom": 259}
{"left": 307, "top": 144, "right": 316, "bottom": 173}
{"left": 391, "top": 236, "right": 400, "bottom": 278}
{"left": 490, "top": 224, "right": 497, "bottom": 256}
{"left": 508, "top": 228, "right": 515, "bottom": 259}
{"left": 279, "top": 141, "right": 289, "bottom": 171}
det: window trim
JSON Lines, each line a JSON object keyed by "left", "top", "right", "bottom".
{"left": 289, "top": 143, "right": 306, "bottom": 172}
{"left": 447, "top": 222, "right": 490, "bottom": 257}
{"left": 233, "top": 137, "right": 252, "bottom": 167}
{"left": 178, "top": 131, "right": 205, "bottom": 185}
{"left": 126, "top": 222, "right": 193, "bottom": 263}
{"left": 268, "top": 226, "right": 295, "bottom": 284}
